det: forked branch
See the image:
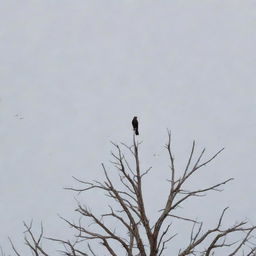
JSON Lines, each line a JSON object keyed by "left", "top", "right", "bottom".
{"left": 8, "top": 132, "right": 256, "bottom": 256}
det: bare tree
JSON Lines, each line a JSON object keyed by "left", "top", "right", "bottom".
{"left": 8, "top": 132, "right": 256, "bottom": 255}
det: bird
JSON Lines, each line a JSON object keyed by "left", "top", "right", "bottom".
{"left": 14, "top": 114, "right": 24, "bottom": 120}
{"left": 132, "top": 116, "right": 139, "bottom": 135}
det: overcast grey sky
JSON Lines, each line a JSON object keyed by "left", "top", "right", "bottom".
{"left": 1, "top": 0, "right": 256, "bottom": 254}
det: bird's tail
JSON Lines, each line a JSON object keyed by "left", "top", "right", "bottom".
{"left": 135, "top": 129, "right": 139, "bottom": 135}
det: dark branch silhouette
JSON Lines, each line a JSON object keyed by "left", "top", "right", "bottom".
{"left": 7, "top": 131, "right": 256, "bottom": 255}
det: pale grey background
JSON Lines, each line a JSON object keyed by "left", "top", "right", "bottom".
{"left": 1, "top": 0, "right": 256, "bottom": 254}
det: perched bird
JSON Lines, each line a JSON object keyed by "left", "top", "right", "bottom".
{"left": 132, "top": 116, "right": 139, "bottom": 135}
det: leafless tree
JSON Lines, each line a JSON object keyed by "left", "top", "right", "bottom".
{"left": 8, "top": 131, "right": 256, "bottom": 255}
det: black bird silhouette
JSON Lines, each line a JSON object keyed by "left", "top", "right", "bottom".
{"left": 132, "top": 116, "right": 139, "bottom": 135}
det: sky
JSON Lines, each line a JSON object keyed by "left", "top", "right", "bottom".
{"left": 1, "top": 0, "right": 256, "bottom": 254}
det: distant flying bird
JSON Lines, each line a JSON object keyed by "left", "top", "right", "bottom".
{"left": 14, "top": 114, "right": 24, "bottom": 120}
{"left": 132, "top": 116, "right": 139, "bottom": 135}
